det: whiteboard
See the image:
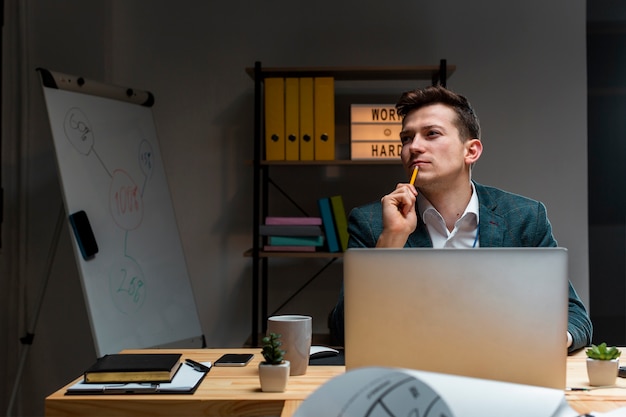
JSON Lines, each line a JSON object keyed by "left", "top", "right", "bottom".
{"left": 38, "top": 68, "right": 204, "bottom": 356}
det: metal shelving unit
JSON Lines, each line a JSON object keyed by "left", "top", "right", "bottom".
{"left": 246, "top": 60, "right": 456, "bottom": 346}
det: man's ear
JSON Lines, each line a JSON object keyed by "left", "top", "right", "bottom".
{"left": 465, "top": 139, "right": 482, "bottom": 165}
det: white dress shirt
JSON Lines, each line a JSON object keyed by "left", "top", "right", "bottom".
{"left": 417, "top": 183, "right": 480, "bottom": 249}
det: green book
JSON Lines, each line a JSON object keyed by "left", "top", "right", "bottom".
{"left": 330, "top": 195, "right": 349, "bottom": 252}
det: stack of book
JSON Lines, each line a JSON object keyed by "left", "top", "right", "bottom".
{"left": 261, "top": 216, "right": 325, "bottom": 252}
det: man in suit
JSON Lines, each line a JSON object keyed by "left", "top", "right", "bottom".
{"left": 329, "top": 85, "right": 592, "bottom": 353}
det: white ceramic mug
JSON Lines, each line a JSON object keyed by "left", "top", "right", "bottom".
{"left": 267, "top": 315, "right": 312, "bottom": 376}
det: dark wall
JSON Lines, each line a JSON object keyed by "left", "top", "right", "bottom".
{"left": 588, "top": 3, "right": 626, "bottom": 344}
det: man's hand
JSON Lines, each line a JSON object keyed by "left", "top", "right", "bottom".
{"left": 376, "top": 183, "right": 418, "bottom": 248}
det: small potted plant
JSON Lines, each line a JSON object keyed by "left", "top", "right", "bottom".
{"left": 259, "top": 333, "right": 290, "bottom": 392}
{"left": 586, "top": 342, "right": 621, "bottom": 386}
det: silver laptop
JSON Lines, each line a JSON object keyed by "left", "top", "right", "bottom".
{"left": 343, "top": 247, "right": 569, "bottom": 389}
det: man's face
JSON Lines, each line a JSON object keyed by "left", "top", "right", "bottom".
{"left": 399, "top": 103, "right": 472, "bottom": 190}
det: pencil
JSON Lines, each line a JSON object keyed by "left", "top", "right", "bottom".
{"left": 409, "top": 166, "right": 418, "bottom": 185}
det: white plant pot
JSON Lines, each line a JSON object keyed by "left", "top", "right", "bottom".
{"left": 586, "top": 358, "right": 619, "bottom": 386}
{"left": 259, "top": 361, "right": 290, "bottom": 392}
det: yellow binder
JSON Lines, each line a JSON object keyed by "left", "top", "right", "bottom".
{"left": 299, "top": 77, "right": 314, "bottom": 160}
{"left": 264, "top": 78, "right": 285, "bottom": 160}
{"left": 284, "top": 78, "right": 299, "bottom": 161}
{"left": 314, "top": 77, "right": 335, "bottom": 160}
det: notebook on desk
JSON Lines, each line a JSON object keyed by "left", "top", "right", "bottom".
{"left": 343, "top": 247, "right": 569, "bottom": 389}
{"left": 66, "top": 360, "right": 210, "bottom": 395}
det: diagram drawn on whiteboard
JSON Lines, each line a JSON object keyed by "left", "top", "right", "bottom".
{"left": 64, "top": 105, "right": 151, "bottom": 314}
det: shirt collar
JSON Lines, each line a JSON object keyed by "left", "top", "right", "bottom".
{"left": 417, "top": 182, "right": 480, "bottom": 226}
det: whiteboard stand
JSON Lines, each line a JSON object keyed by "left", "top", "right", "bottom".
{"left": 36, "top": 68, "right": 205, "bottom": 356}
{"left": 7, "top": 204, "right": 65, "bottom": 417}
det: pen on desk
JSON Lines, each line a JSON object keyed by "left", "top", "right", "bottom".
{"left": 409, "top": 166, "right": 418, "bottom": 186}
{"left": 565, "top": 387, "right": 590, "bottom": 391}
{"left": 185, "top": 358, "right": 211, "bottom": 373}
{"left": 103, "top": 384, "right": 158, "bottom": 393}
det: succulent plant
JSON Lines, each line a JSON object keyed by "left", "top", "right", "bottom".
{"left": 261, "top": 332, "right": 286, "bottom": 365}
{"left": 586, "top": 342, "right": 621, "bottom": 360}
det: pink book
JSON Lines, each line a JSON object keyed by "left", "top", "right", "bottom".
{"left": 263, "top": 245, "right": 316, "bottom": 252}
{"left": 265, "top": 216, "right": 322, "bottom": 226}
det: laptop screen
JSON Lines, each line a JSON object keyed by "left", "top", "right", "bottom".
{"left": 343, "top": 247, "right": 569, "bottom": 389}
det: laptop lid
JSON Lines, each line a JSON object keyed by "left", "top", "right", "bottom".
{"left": 343, "top": 247, "right": 569, "bottom": 389}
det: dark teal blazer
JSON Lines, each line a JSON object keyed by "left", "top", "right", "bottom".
{"left": 329, "top": 182, "right": 592, "bottom": 352}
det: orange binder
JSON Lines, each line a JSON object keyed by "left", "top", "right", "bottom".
{"left": 299, "top": 77, "right": 314, "bottom": 160}
{"left": 264, "top": 78, "right": 285, "bottom": 160}
{"left": 313, "top": 77, "right": 335, "bottom": 160}
{"left": 284, "top": 78, "right": 299, "bottom": 161}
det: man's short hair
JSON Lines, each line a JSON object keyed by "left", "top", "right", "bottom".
{"left": 396, "top": 85, "right": 481, "bottom": 140}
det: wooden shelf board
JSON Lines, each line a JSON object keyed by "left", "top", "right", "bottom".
{"left": 245, "top": 65, "right": 456, "bottom": 81}
{"left": 259, "top": 159, "right": 400, "bottom": 166}
{"left": 243, "top": 248, "right": 344, "bottom": 259}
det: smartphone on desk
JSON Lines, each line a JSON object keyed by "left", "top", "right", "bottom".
{"left": 214, "top": 353, "right": 254, "bottom": 367}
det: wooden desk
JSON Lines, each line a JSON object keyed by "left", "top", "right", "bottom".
{"left": 45, "top": 349, "right": 342, "bottom": 417}
{"left": 566, "top": 348, "right": 626, "bottom": 413}
{"left": 46, "top": 348, "right": 626, "bottom": 417}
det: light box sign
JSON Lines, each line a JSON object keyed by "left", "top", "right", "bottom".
{"left": 350, "top": 104, "right": 402, "bottom": 160}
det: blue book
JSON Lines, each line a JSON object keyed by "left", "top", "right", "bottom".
{"left": 268, "top": 236, "right": 324, "bottom": 246}
{"left": 317, "top": 197, "right": 340, "bottom": 253}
